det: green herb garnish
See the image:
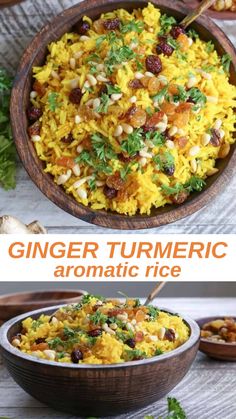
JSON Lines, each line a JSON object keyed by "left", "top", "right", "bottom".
{"left": 48, "top": 92, "right": 61, "bottom": 111}
{"left": 31, "top": 319, "right": 43, "bottom": 331}
{"left": 0, "top": 68, "right": 16, "bottom": 190}
{"left": 105, "top": 45, "right": 136, "bottom": 74}
{"left": 152, "top": 86, "right": 169, "bottom": 103}
{"left": 125, "top": 349, "right": 147, "bottom": 361}
{"left": 153, "top": 152, "right": 175, "bottom": 173}
{"left": 188, "top": 87, "right": 206, "bottom": 108}
{"left": 91, "top": 133, "right": 117, "bottom": 161}
{"left": 159, "top": 14, "right": 176, "bottom": 36}
{"left": 188, "top": 28, "right": 199, "bottom": 40}
{"left": 221, "top": 53, "right": 231, "bottom": 73}
{"left": 96, "top": 93, "right": 110, "bottom": 114}
{"left": 121, "top": 19, "right": 144, "bottom": 34}
{"left": 161, "top": 183, "right": 184, "bottom": 196}
{"left": 205, "top": 41, "right": 214, "bottom": 53}
{"left": 121, "top": 128, "right": 144, "bottom": 156}
{"left": 90, "top": 310, "right": 108, "bottom": 325}
{"left": 147, "top": 305, "right": 159, "bottom": 320}
{"left": 154, "top": 348, "right": 163, "bottom": 356}
{"left": 185, "top": 176, "right": 206, "bottom": 192}
{"left": 106, "top": 84, "right": 122, "bottom": 95}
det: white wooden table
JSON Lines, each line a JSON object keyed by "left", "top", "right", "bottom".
{"left": 0, "top": 1, "right": 236, "bottom": 233}
{"left": 0, "top": 298, "right": 236, "bottom": 419}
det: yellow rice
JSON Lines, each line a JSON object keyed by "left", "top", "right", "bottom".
{"left": 29, "top": 3, "right": 236, "bottom": 215}
{"left": 12, "top": 295, "right": 189, "bottom": 365}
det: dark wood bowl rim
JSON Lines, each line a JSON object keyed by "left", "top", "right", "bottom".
{"left": 0, "top": 289, "right": 86, "bottom": 307}
{"left": 196, "top": 316, "right": 236, "bottom": 349}
{"left": 0, "top": 304, "right": 200, "bottom": 369}
{"left": 10, "top": 0, "right": 236, "bottom": 229}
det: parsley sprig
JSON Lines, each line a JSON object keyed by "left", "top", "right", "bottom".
{"left": 159, "top": 14, "right": 177, "bottom": 36}
{"left": 0, "top": 68, "right": 17, "bottom": 190}
{"left": 48, "top": 92, "right": 61, "bottom": 111}
{"left": 91, "top": 133, "right": 117, "bottom": 161}
{"left": 121, "top": 128, "right": 144, "bottom": 156}
{"left": 121, "top": 19, "right": 144, "bottom": 34}
{"left": 221, "top": 54, "right": 231, "bottom": 73}
{"left": 105, "top": 45, "right": 136, "bottom": 74}
{"left": 161, "top": 176, "right": 206, "bottom": 196}
{"left": 144, "top": 396, "right": 187, "bottom": 419}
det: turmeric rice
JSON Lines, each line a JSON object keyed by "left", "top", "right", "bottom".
{"left": 27, "top": 3, "right": 236, "bottom": 216}
{"left": 11, "top": 294, "right": 189, "bottom": 364}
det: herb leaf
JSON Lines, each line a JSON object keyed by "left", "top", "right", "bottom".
{"left": 91, "top": 133, "right": 117, "bottom": 161}
{"left": 121, "top": 128, "right": 144, "bottom": 156}
{"left": 121, "top": 19, "right": 144, "bottom": 34}
{"left": 185, "top": 176, "right": 206, "bottom": 192}
{"left": 221, "top": 53, "right": 231, "bottom": 73}
{"left": 48, "top": 92, "right": 61, "bottom": 111}
{"left": 96, "top": 93, "right": 110, "bottom": 114}
{"left": 159, "top": 14, "right": 176, "bottom": 36}
{"left": 90, "top": 310, "right": 108, "bottom": 325}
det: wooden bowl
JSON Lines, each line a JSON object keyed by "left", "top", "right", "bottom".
{"left": 0, "top": 0, "right": 23, "bottom": 8}
{"left": 10, "top": 0, "right": 236, "bottom": 230}
{"left": 0, "top": 290, "right": 86, "bottom": 321}
{"left": 183, "top": 0, "right": 236, "bottom": 20}
{"left": 197, "top": 317, "right": 236, "bottom": 361}
{"left": 0, "top": 305, "right": 200, "bottom": 416}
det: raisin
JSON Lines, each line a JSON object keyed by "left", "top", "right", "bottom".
{"left": 71, "top": 349, "right": 83, "bottom": 363}
{"left": 135, "top": 331, "right": 144, "bottom": 342}
{"left": 156, "top": 42, "right": 174, "bottom": 56}
{"left": 124, "top": 105, "right": 137, "bottom": 121}
{"left": 145, "top": 55, "right": 162, "bottom": 75}
{"left": 69, "top": 87, "right": 82, "bottom": 104}
{"left": 210, "top": 129, "right": 221, "bottom": 147}
{"left": 170, "top": 25, "right": 186, "bottom": 39}
{"left": 118, "top": 153, "right": 136, "bottom": 163}
{"left": 130, "top": 108, "right": 147, "bottom": 128}
{"left": 103, "top": 18, "right": 120, "bottom": 31}
{"left": 164, "top": 328, "right": 175, "bottom": 342}
{"left": 164, "top": 164, "right": 175, "bottom": 176}
{"left": 176, "top": 136, "right": 188, "bottom": 149}
{"left": 35, "top": 338, "right": 46, "bottom": 344}
{"left": 27, "top": 106, "right": 42, "bottom": 122}
{"left": 129, "top": 79, "right": 143, "bottom": 89}
{"left": 61, "top": 133, "right": 74, "bottom": 144}
{"left": 170, "top": 190, "right": 189, "bottom": 204}
{"left": 125, "top": 338, "right": 136, "bottom": 348}
{"left": 74, "top": 20, "right": 90, "bottom": 35}
{"left": 88, "top": 329, "right": 102, "bottom": 337}
{"left": 33, "top": 80, "right": 46, "bottom": 97}
{"left": 106, "top": 172, "right": 125, "bottom": 190}
{"left": 103, "top": 185, "right": 117, "bottom": 199}
{"left": 145, "top": 111, "right": 165, "bottom": 129}
{"left": 28, "top": 121, "right": 41, "bottom": 137}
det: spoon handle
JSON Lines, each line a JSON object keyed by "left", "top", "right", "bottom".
{"left": 181, "top": 0, "right": 216, "bottom": 28}
{"left": 144, "top": 282, "right": 166, "bottom": 306}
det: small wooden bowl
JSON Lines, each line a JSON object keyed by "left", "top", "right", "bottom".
{"left": 197, "top": 317, "right": 236, "bottom": 361}
{"left": 0, "top": 305, "right": 200, "bottom": 416}
{"left": 0, "top": 290, "right": 86, "bottom": 321}
{"left": 0, "top": 0, "right": 23, "bottom": 8}
{"left": 10, "top": 0, "right": 236, "bottom": 230}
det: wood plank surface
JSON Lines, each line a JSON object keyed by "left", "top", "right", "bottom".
{"left": 0, "top": 0, "right": 235, "bottom": 232}
{"left": 0, "top": 298, "right": 236, "bottom": 419}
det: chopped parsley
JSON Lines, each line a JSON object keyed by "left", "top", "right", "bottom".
{"left": 120, "top": 163, "right": 132, "bottom": 180}
{"left": 188, "top": 87, "right": 207, "bottom": 108}
{"left": 161, "top": 183, "right": 184, "bottom": 196}
{"left": 121, "top": 19, "right": 144, "bottom": 34}
{"left": 96, "top": 31, "right": 118, "bottom": 48}
{"left": 90, "top": 310, "right": 108, "bottom": 325}
{"left": 172, "top": 85, "right": 189, "bottom": 103}
{"left": 159, "top": 14, "right": 176, "bottom": 36}
{"left": 48, "top": 92, "right": 61, "bottom": 111}
{"left": 221, "top": 53, "right": 231, "bottom": 73}
{"left": 153, "top": 152, "right": 175, "bottom": 173}
{"left": 106, "top": 84, "right": 122, "bottom": 95}
{"left": 31, "top": 319, "right": 43, "bottom": 331}
{"left": 147, "top": 305, "right": 159, "bottom": 320}
{"left": 188, "top": 28, "right": 199, "bottom": 40}
{"left": 63, "top": 326, "right": 76, "bottom": 338}
{"left": 88, "top": 175, "right": 96, "bottom": 191}
{"left": 185, "top": 176, "right": 206, "bottom": 192}
{"left": 125, "top": 349, "right": 147, "bottom": 361}
{"left": 152, "top": 86, "right": 169, "bottom": 104}
{"left": 121, "top": 128, "right": 144, "bottom": 156}
{"left": 96, "top": 93, "right": 110, "bottom": 114}
{"left": 146, "top": 131, "right": 165, "bottom": 147}
{"left": 144, "top": 397, "right": 186, "bottom": 419}
{"left": 105, "top": 45, "right": 136, "bottom": 74}
{"left": 48, "top": 337, "right": 64, "bottom": 349}
{"left": 205, "top": 41, "right": 214, "bottom": 54}
{"left": 91, "top": 133, "right": 117, "bottom": 161}
{"left": 0, "top": 67, "right": 16, "bottom": 190}
{"left": 154, "top": 348, "right": 163, "bottom": 356}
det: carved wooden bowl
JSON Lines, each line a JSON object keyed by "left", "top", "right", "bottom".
{"left": 0, "top": 305, "right": 200, "bottom": 416}
{"left": 10, "top": 0, "right": 236, "bottom": 229}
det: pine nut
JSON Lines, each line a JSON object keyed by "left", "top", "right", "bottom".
{"left": 30, "top": 91, "right": 37, "bottom": 99}
{"left": 206, "top": 167, "right": 219, "bottom": 176}
{"left": 93, "top": 97, "right": 101, "bottom": 110}
{"left": 102, "top": 323, "right": 116, "bottom": 335}
{"left": 75, "top": 115, "right": 82, "bottom": 124}
{"left": 202, "top": 133, "right": 211, "bottom": 146}
{"left": 76, "top": 144, "right": 84, "bottom": 153}
{"left": 148, "top": 27, "right": 154, "bottom": 33}
{"left": 117, "top": 313, "right": 128, "bottom": 321}
{"left": 96, "top": 74, "right": 109, "bottom": 82}
{"left": 126, "top": 322, "right": 135, "bottom": 332}
{"left": 70, "top": 78, "right": 80, "bottom": 89}
{"left": 96, "top": 180, "right": 105, "bottom": 187}
{"left": 72, "top": 164, "right": 80, "bottom": 177}
{"left": 156, "top": 122, "right": 167, "bottom": 133}
{"left": 31, "top": 135, "right": 41, "bottom": 142}
{"left": 139, "top": 149, "right": 153, "bottom": 158}
{"left": 189, "top": 145, "right": 200, "bottom": 156}
{"left": 12, "top": 338, "right": 21, "bottom": 347}
{"left": 168, "top": 126, "right": 178, "bottom": 136}
{"left": 188, "top": 37, "right": 193, "bottom": 47}
{"left": 44, "top": 350, "right": 56, "bottom": 361}
{"left": 162, "top": 114, "right": 168, "bottom": 124}
{"left": 157, "top": 75, "right": 168, "bottom": 85}
{"left": 177, "top": 128, "right": 185, "bottom": 136}
{"left": 51, "top": 317, "right": 58, "bottom": 326}
{"left": 122, "top": 123, "right": 133, "bottom": 134}
{"left": 110, "top": 323, "right": 118, "bottom": 330}
{"left": 206, "top": 96, "right": 218, "bottom": 104}
{"left": 166, "top": 139, "right": 175, "bottom": 149}
{"left": 129, "top": 95, "right": 137, "bottom": 103}
{"left": 57, "top": 170, "right": 72, "bottom": 185}
{"left": 69, "top": 57, "right": 76, "bottom": 69}
{"left": 80, "top": 35, "right": 90, "bottom": 41}
{"left": 159, "top": 327, "right": 166, "bottom": 340}
{"left": 74, "top": 51, "right": 83, "bottom": 59}
{"left": 114, "top": 125, "right": 123, "bottom": 137}
{"left": 135, "top": 72, "right": 144, "bottom": 79}
{"left": 73, "top": 176, "right": 92, "bottom": 189}
{"left": 145, "top": 71, "right": 154, "bottom": 77}
{"left": 77, "top": 188, "right": 87, "bottom": 200}
{"left": 187, "top": 76, "right": 197, "bottom": 88}
{"left": 82, "top": 80, "right": 91, "bottom": 93}
{"left": 139, "top": 157, "right": 147, "bottom": 166}
{"left": 149, "top": 335, "right": 158, "bottom": 342}
{"left": 213, "top": 119, "right": 222, "bottom": 130}
{"left": 96, "top": 63, "right": 105, "bottom": 71}
{"left": 87, "top": 74, "right": 97, "bottom": 86}
{"left": 190, "top": 158, "right": 197, "bottom": 173}
{"left": 111, "top": 93, "right": 122, "bottom": 101}
{"left": 51, "top": 70, "right": 60, "bottom": 80}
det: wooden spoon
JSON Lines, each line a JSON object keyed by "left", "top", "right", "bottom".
{"left": 181, "top": 0, "right": 216, "bottom": 28}
{"left": 144, "top": 282, "right": 166, "bottom": 306}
